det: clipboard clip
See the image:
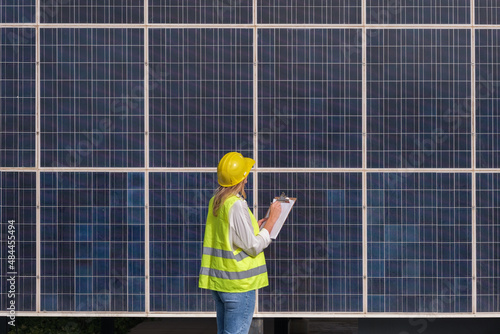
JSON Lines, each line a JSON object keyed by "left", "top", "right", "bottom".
{"left": 276, "top": 192, "right": 290, "bottom": 203}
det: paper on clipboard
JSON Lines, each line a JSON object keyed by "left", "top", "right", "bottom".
{"left": 262, "top": 193, "right": 296, "bottom": 239}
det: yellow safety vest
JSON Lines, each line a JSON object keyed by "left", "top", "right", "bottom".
{"left": 199, "top": 195, "right": 268, "bottom": 292}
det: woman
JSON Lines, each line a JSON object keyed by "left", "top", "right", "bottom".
{"left": 199, "top": 152, "right": 282, "bottom": 334}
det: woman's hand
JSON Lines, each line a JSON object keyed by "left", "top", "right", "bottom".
{"left": 268, "top": 201, "right": 282, "bottom": 221}
{"left": 258, "top": 217, "right": 268, "bottom": 228}
{"left": 261, "top": 201, "right": 282, "bottom": 234}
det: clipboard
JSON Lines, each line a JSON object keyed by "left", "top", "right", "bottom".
{"left": 262, "top": 192, "right": 296, "bottom": 239}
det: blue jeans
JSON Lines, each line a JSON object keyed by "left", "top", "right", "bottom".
{"left": 211, "top": 290, "right": 256, "bottom": 334}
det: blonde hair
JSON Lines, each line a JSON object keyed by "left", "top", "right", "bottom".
{"left": 212, "top": 180, "right": 246, "bottom": 217}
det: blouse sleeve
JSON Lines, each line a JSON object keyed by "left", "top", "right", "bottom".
{"left": 228, "top": 199, "right": 271, "bottom": 257}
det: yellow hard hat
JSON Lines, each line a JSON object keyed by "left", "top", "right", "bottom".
{"left": 217, "top": 152, "right": 255, "bottom": 187}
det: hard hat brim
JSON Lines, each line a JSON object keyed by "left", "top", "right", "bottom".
{"left": 242, "top": 157, "right": 255, "bottom": 180}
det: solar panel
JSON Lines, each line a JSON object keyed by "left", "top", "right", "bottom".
{"left": 40, "top": 0, "right": 144, "bottom": 24}
{"left": 0, "top": 172, "right": 36, "bottom": 311}
{"left": 258, "top": 0, "right": 362, "bottom": 24}
{"left": 149, "top": 172, "right": 219, "bottom": 312}
{"left": 149, "top": 0, "right": 252, "bottom": 24}
{"left": 476, "top": 29, "right": 500, "bottom": 168}
{"left": 258, "top": 29, "right": 362, "bottom": 168}
{"left": 40, "top": 172, "right": 145, "bottom": 312}
{"left": 0, "top": 28, "right": 36, "bottom": 167}
{"left": 366, "top": 0, "right": 470, "bottom": 24}
{"left": 149, "top": 28, "right": 253, "bottom": 167}
{"left": 0, "top": 0, "right": 35, "bottom": 23}
{"left": 367, "top": 29, "right": 471, "bottom": 168}
{"left": 477, "top": 173, "right": 500, "bottom": 312}
{"left": 367, "top": 173, "right": 472, "bottom": 312}
{"left": 258, "top": 172, "right": 362, "bottom": 312}
{"left": 475, "top": 0, "right": 500, "bottom": 25}
{"left": 40, "top": 28, "right": 145, "bottom": 168}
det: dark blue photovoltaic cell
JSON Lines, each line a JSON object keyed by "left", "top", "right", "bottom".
{"left": 259, "top": 29, "right": 362, "bottom": 168}
{"left": 40, "top": 29, "right": 144, "bottom": 168}
{"left": 258, "top": 0, "right": 361, "bottom": 24}
{"left": 0, "top": 28, "right": 36, "bottom": 167}
{"left": 258, "top": 173, "right": 362, "bottom": 312}
{"left": 367, "top": 29, "right": 471, "bottom": 168}
{"left": 0, "top": 1, "right": 34, "bottom": 23}
{"left": 149, "top": 0, "right": 252, "bottom": 24}
{"left": 367, "top": 173, "right": 472, "bottom": 312}
{"left": 476, "top": 30, "right": 500, "bottom": 168}
{"left": 149, "top": 172, "right": 229, "bottom": 312}
{"left": 40, "top": 0, "right": 144, "bottom": 23}
{"left": 367, "top": 0, "right": 470, "bottom": 24}
{"left": 475, "top": 0, "right": 500, "bottom": 25}
{"left": 40, "top": 172, "right": 145, "bottom": 312}
{"left": 476, "top": 174, "right": 500, "bottom": 312}
{"left": 0, "top": 172, "right": 36, "bottom": 311}
{"left": 149, "top": 29, "right": 253, "bottom": 167}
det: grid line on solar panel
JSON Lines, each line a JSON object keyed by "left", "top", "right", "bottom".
{"left": 366, "top": 0, "right": 470, "bottom": 24}
{"left": 40, "top": 28, "right": 145, "bottom": 168}
{"left": 40, "top": 172, "right": 145, "bottom": 312}
{"left": 0, "top": 172, "right": 37, "bottom": 311}
{"left": 476, "top": 173, "right": 500, "bottom": 312}
{"left": 258, "top": 0, "right": 361, "bottom": 24}
{"left": 149, "top": 0, "right": 252, "bottom": 24}
{"left": 258, "top": 172, "right": 363, "bottom": 312}
{"left": 39, "top": 0, "right": 144, "bottom": 24}
{"left": 149, "top": 28, "right": 253, "bottom": 168}
{"left": 0, "top": 1, "right": 35, "bottom": 23}
{"left": 366, "top": 29, "right": 471, "bottom": 169}
{"left": 367, "top": 173, "right": 472, "bottom": 313}
{"left": 258, "top": 29, "right": 362, "bottom": 168}
{"left": 0, "top": 28, "right": 36, "bottom": 168}
{"left": 475, "top": 0, "right": 500, "bottom": 25}
{"left": 475, "top": 29, "right": 500, "bottom": 169}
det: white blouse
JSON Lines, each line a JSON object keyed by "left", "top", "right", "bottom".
{"left": 228, "top": 198, "right": 271, "bottom": 257}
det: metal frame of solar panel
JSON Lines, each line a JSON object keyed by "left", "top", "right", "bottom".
{"left": 1, "top": 0, "right": 500, "bottom": 318}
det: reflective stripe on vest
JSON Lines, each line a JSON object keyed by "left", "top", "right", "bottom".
{"left": 203, "top": 246, "right": 249, "bottom": 262}
{"left": 199, "top": 264, "right": 267, "bottom": 280}
{"left": 199, "top": 195, "right": 269, "bottom": 293}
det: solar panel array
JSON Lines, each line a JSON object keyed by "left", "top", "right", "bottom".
{"left": 1, "top": 2, "right": 500, "bottom": 316}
